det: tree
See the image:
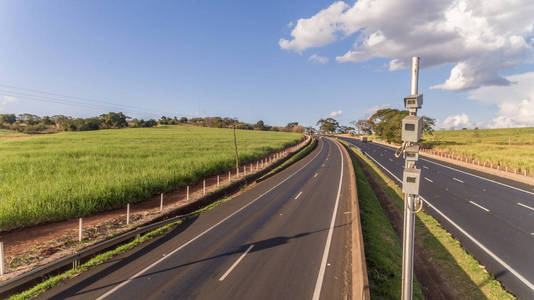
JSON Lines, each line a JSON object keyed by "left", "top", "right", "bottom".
{"left": 351, "top": 120, "right": 372, "bottom": 135}
{"left": 316, "top": 118, "right": 339, "bottom": 133}
{"left": 367, "top": 108, "right": 435, "bottom": 143}
{"left": 255, "top": 120, "right": 266, "bottom": 130}
{"left": 100, "top": 112, "right": 128, "bottom": 128}
{"left": 0, "top": 114, "right": 16, "bottom": 124}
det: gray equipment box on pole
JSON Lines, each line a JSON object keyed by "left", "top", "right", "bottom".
{"left": 402, "top": 168, "right": 421, "bottom": 195}
{"left": 404, "top": 94, "right": 423, "bottom": 109}
{"left": 402, "top": 116, "right": 422, "bottom": 143}
{"left": 404, "top": 145, "right": 419, "bottom": 161}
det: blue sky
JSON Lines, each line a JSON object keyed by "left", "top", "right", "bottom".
{"left": 0, "top": 0, "right": 533, "bottom": 128}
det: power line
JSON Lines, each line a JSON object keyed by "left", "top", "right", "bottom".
{"left": 0, "top": 83, "right": 164, "bottom": 116}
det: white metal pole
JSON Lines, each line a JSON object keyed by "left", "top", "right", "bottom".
{"left": 402, "top": 56, "right": 420, "bottom": 300}
{"left": 0, "top": 241, "right": 4, "bottom": 276}
{"left": 78, "top": 218, "right": 83, "bottom": 242}
{"left": 126, "top": 203, "right": 130, "bottom": 225}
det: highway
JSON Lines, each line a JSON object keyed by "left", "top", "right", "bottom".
{"left": 38, "top": 137, "right": 354, "bottom": 300}
{"left": 340, "top": 137, "right": 534, "bottom": 299}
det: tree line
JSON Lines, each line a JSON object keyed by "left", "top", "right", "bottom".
{"left": 0, "top": 112, "right": 306, "bottom": 134}
{"left": 317, "top": 108, "right": 435, "bottom": 143}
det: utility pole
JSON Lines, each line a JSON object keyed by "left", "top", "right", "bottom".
{"left": 396, "top": 57, "right": 424, "bottom": 300}
{"left": 233, "top": 124, "right": 239, "bottom": 172}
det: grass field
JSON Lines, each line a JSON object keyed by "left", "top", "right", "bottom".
{"left": 422, "top": 127, "right": 534, "bottom": 173}
{"left": 0, "top": 125, "right": 302, "bottom": 230}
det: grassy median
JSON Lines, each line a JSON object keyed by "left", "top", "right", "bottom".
{"left": 343, "top": 142, "right": 514, "bottom": 299}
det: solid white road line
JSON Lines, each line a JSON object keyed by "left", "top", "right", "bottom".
{"left": 469, "top": 201, "right": 490, "bottom": 212}
{"left": 453, "top": 177, "right": 464, "bottom": 183}
{"left": 364, "top": 140, "right": 534, "bottom": 197}
{"left": 424, "top": 177, "right": 433, "bottom": 183}
{"left": 96, "top": 140, "right": 326, "bottom": 300}
{"left": 314, "top": 173, "right": 318, "bottom": 178}
{"left": 517, "top": 202, "right": 534, "bottom": 211}
{"left": 218, "top": 245, "right": 254, "bottom": 281}
{"left": 312, "top": 141, "right": 344, "bottom": 300}
{"left": 358, "top": 145, "right": 534, "bottom": 292}
{"left": 295, "top": 191, "right": 303, "bottom": 199}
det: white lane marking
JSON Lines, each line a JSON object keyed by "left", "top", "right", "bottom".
{"left": 424, "top": 177, "right": 433, "bottom": 183}
{"left": 453, "top": 177, "right": 464, "bottom": 183}
{"left": 96, "top": 140, "right": 326, "bottom": 299}
{"left": 295, "top": 191, "right": 303, "bottom": 199}
{"left": 422, "top": 165, "right": 429, "bottom": 169}
{"left": 388, "top": 158, "right": 393, "bottom": 162}
{"left": 218, "top": 245, "right": 254, "bottom": 281}
{"left": 469, "top": 201, "right": 490, "bottom": 212}
{"left": 312, "top": 141, "right": 344, "bottom": 300}
{"left": 314, "top": 173, "right": 318, "bottom": 178}
{"left": 517, "top": 202, "right": 534, "bottom": 211}
{"left": 420, "top": 158, "right": 534, "bottom": 196}
{"left": 362, "top": 140, "right": 534, "bottom": 197}
{"left": 357, "top": 145, "right": 534, "bottom": 292}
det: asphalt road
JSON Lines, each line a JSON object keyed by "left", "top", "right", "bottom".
{"left": 38, "top": 137, "right": 354, "bottom": 300}
{"left": 340, "top": 137, "right": 534, "bottom": 299}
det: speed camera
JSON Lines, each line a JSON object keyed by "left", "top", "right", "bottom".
{"left": 404, "top": 94, "right": 423, "bottom": 109}
{"left": 404, "top": 145, "right": 419, "bottom": 161}
{"left": 402, "top": 116, "right": 422, "bottom": 143}
{"left": 402, "top": 168, "right": 421, "bottom": 195}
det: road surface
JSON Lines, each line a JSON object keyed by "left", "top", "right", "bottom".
{"left": 340, "top": 137, "right": 534, "bottom": 299}
{"left": 38, "top": 137, "right": 354, "bottom": 300}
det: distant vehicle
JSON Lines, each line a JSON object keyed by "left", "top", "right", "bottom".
{"left": 361, "top": 136, "right": 368, "bottom": 143}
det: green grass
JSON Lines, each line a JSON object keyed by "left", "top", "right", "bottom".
{"left": 344, "top": 143, "right": 423, "bottom": 299}
{"left": 345, "top": 142, "right": 514, "bottom": 299}
{"left": 423, "top": 127, "right": 534, "bottom": 172}
{"left": 0, "top": 125, "right": 301, "bottom": 230}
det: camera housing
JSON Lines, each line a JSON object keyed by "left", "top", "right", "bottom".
{"left": 404, "top": 145, "right": 419, "bottom": 161}
{"left": 404, "top": 94, "right": 423, "bottom": 109}
{"left": 402, "top": 168, "right": 421, "bottom": 195}
{"left": 402, "top": 115, "right": 423, "bottom": 143}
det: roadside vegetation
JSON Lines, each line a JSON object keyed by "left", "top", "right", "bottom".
{"left": 344, "top": 142, "right": 514, "bottom": 299}
{"left": 345, "top": 143, "right": 423, "bottom": 299}
{"left": 422, "top": 127, "right": 534, "bottom": 173}
{"left": 0, "top": 125, "right": 301, "bottom": 230}
{"left": 0, "top": 112, "right": 308, "bottom": 134}
{"left": 258, "top": 137, "right": 316, "bottom": 181}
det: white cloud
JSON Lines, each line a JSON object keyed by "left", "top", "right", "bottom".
{"left": 309, "top": 54, "right": 329, "bottom": 64}
{"left": 279, "top": 0, "right": 534, "bottom": 90}
{"left": 288, "top": 21, "right": 294, "bottom": 28}
{"left": 468, "top": 72, "right": 534, "bottom": 128}
{"left": 327, "top": 109, "right": 343, "bottom": 117}
{"left": 0, "top": 95, "right": 17, "bottom": 111}
{"left": 441, "top": 113, "right": 471, "bottom": 129}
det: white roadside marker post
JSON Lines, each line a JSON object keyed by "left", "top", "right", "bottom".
{"left": 187, "top": 186, "right": 190, "bottom": 201}
{"left": 203, "top": 180, "right": 206, "bottom": 195}
{"left": 160, "top": 193, "right": 164, "bottom": 212}
{"left": 217, "top": 175, "right": 220, "bottom": 187}
{"left": 0, "top": 241, "right": 4, "bottom": 276}
{"left": 126, "top": 203, "right": 130, "bottom": 225}
{"left": 78, "top": 218, "right": 83, "bottom": 242}
{"left": 228, "top": 171, "right": 231, "bottom": 183}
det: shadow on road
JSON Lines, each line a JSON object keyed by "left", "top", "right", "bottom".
{"left": 44, "top": 215, "right": 200, "bottom": 300}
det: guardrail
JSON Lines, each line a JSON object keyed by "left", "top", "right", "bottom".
{"left": 0, "top": 135, "right": 312, "bottom": 298}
